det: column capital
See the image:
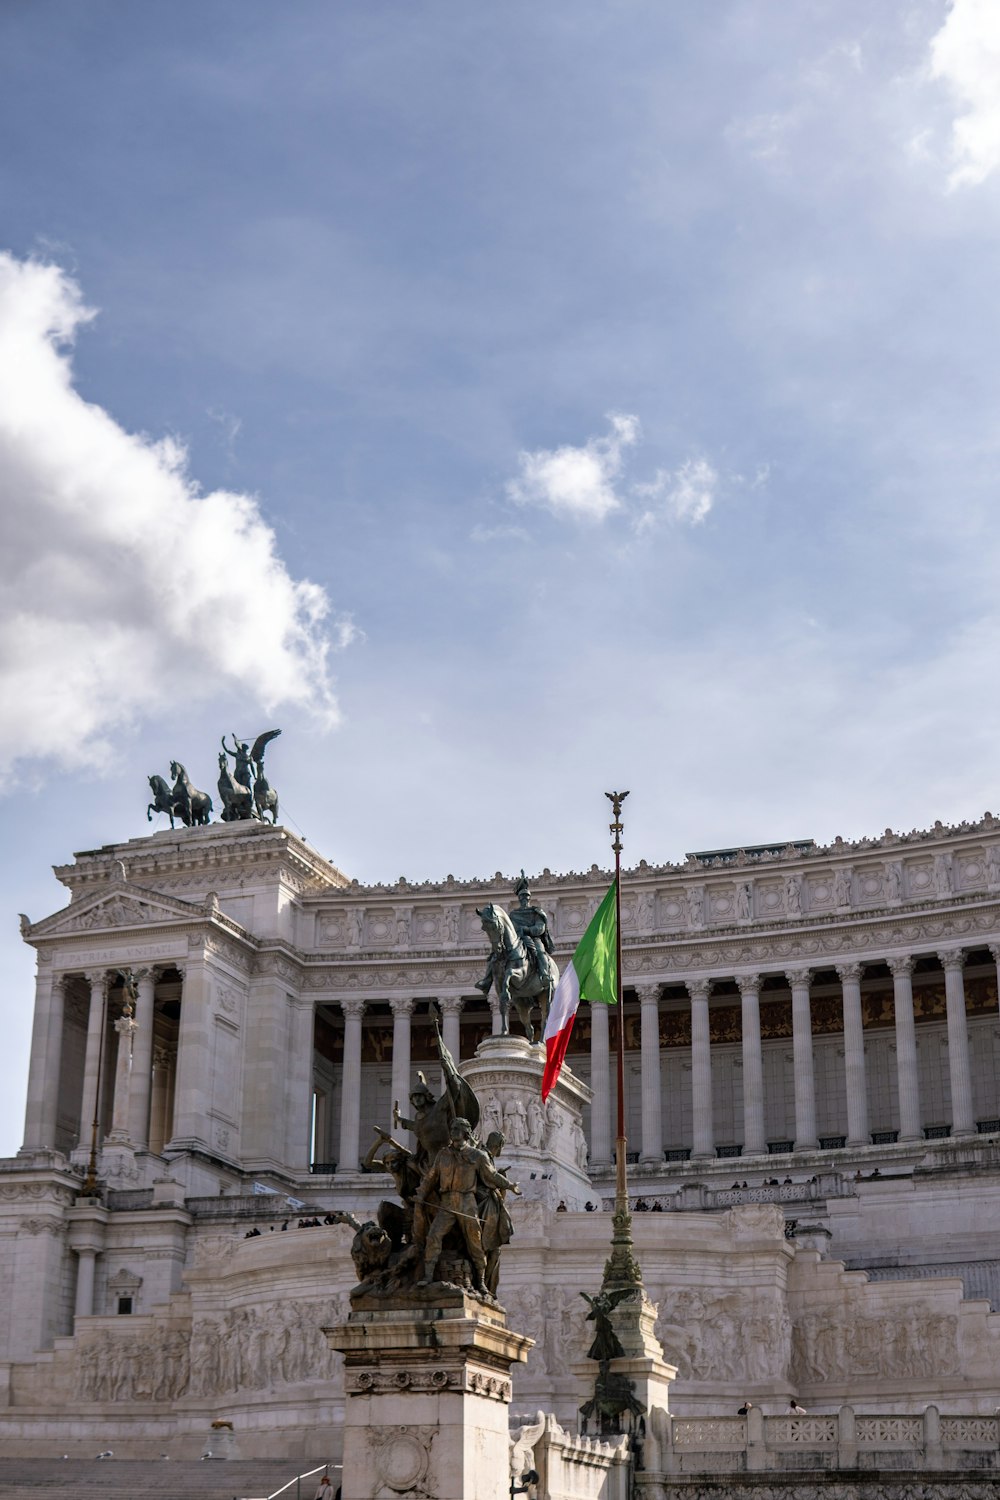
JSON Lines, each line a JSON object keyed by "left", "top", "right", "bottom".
{"left": 888, "top": 954, "right": 914, "bottom": 977}
{"left": 83, "top": 970, "right": 108, "bottom": 991}
{"left": 341, "top": 996, "right": 366, "bottom": 1020}
{"left": 687, "top": 978, "right": 711, "bottom": 1002}
{"left": 786, "top": 967, "right": 812, "bottom": 988}
{"left": 836, "top": 962, "right": 863, "bottom": 984}
{"left": 938, "top": 948, "right": 966, "bottom": 972}
{"left": 389, "top": 996, "right": 414, "bottom": 1019}
{"left": 437, "top": 995, "right": 464, "bottom": 1017}
{"left": 635, "top": 983, "right": 662, "bottom": 1006}
{"left": 736, "top": 973, "right": 761, "bottom": 997}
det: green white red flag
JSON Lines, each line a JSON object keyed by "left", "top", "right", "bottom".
{"left": 541, "top": 880, "right": 617, "bottom": 1100}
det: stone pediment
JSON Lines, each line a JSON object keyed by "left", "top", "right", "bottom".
{"left": 26, "top": 883, "right": 205, "bottom": 940}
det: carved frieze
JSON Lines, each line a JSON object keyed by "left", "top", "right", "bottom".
{"left": 0, "top": 1182, "right": 74, "bottom": 1205}
{"left": 77, "top": 1325, "right": 190, "bottom": 1402}
{"left": 188, "top": 1296, "right": 347, "bottom": 1395}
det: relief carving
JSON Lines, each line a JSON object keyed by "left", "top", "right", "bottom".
{"left": 791, "top": 1309, "right": 958, "bottom": 1386}
{"left": 77, "top": 1326, "right": 190, "bottom": 1402}
{"left": 189, "top": 1295, "right": 348, "bottom": 1395}
{"left": 65, "top": 896, "right": 163, "bottom": 931}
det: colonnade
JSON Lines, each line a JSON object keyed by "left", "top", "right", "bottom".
{"left": 328, "top": 945, "right": 994, "bottom": 1173}
{"left": 21, "top": 967, "right": 177, "bottom": 1158}
{"left": 610, "top": 947, "right": 985, "bottom": 1168}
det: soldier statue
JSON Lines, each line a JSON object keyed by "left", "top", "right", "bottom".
{"left": 344, "top": 1018, "right": 522, "bottom": 1304}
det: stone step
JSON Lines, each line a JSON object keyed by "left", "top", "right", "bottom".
{"left": 0, "top": 1458, "right": 332, "bottom": 1499}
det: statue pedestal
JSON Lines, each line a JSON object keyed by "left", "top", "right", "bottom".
{"left": 461, "top": 1035, "right": 594, "bottom": 1208}
{"left": 326, "top": 1287, "right": 532, "bottom": 1500}
{"left": 575, "top": 1291, "right": 677, "bottom": 1470}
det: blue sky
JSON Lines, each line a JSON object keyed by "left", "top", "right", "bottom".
{"left": 2, "top": 0, "right": 1000, "bottom": 1155}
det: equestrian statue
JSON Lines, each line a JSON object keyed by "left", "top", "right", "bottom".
{"left": 475, "top": 871, "right": 558, "bottom": 1042}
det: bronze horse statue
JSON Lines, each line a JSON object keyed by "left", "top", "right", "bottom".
{"left": 475, "top": 903, "right": 556, "bottom": 1043}
{"left": 169, "top": 761, "right": 213, "bottom": 826}
{"left": 147, "top": 774, "right": 176, "bottom": 827}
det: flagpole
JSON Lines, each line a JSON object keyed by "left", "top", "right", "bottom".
{"left": 608, "top": 791, "right": 628, "bottom": 1208}
{"left": 602, "top": 790, "right": 643, "bottom": 1294}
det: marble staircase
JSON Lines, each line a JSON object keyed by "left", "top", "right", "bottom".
{"left": 0, "top": 1458, "right": 325, "bottom": 1499}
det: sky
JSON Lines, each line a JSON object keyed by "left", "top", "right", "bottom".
{"left": 2, "top": 0, "right": 1000, "bottom": 1156}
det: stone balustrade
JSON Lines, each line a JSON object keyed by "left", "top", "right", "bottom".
{"left": 663, "top": 1405, "right": 1000, "bottom": 1474}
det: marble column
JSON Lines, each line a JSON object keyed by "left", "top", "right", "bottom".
{"left": 889, "top": 955, "right": 922, "bottom": 1142}
{"left": 285, "top": 996, "right": 316, "bottom": 1173}
{"left": 939, "top": 949, "right": 975, "bottom": 1136}
{"left": 21, "top": 967, "right": 67, "bottom": 1152}
{"left": 589, "top": 997, "right": 612, "bottom": 1169}
{"left": 107, "top": 1003, "right": 138, "bottom": 1141}
{"left": 787, "top": 968, "right": 818, "bottom": 1151}
{"left": 77, "top": 972, "right": 107, "bottom": 1149}
{"left": 689, "top": 979, "right": 714, "bottom": 1160}
{"left": 837, "top": 963, "right": 869, "bottom": 1147}
{"left": 992, "top": 944, "right": 1000, "bottom": 1016}
{"left": 637, "top": 984, "right": 663, "bottom": 1165}
{"left": 74, "top": 1249, "right": 98, "bottom": 1319}
{"left": 149, "top": 1045, "right": 172, "bottom": 1156}
{"left": 337, "top": 997, "right": 366, "bottom": 1173}
{"left": 169, "top": 957, "right": 213, "bottom": 1152}
{"left": 128, "top": 969, "right": 157, "bottom": 1151}
{"left": 489, "top": 997, "right": 503, "bottom": 1036}
{"left": 738, "top": 974, "right": 766, "bottom": 1156}
{"left": 438, "top": 995, "right": 464, "bottom": 1065}
{"left": 390, "top": 997, "right": 414, "bottom": 1149}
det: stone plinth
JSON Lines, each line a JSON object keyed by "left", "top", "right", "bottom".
{"left": 326, "top": 1287, "right": 531, "bottom": 1500}
{"left": 575, "top": 1286, "right": 676, "bottom": 1469}
{"left": 461, "top": 1035, "right": 594, "bottom": 1208}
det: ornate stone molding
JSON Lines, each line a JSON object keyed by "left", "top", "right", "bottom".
{"left": 19, "top": 1214, "right": 66, "bottom": 1237}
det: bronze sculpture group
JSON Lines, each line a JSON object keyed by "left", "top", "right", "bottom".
{"left": 339, "top": 1019, "right": 520, "bottom": 1304}
{"left": 147, "top": 730, "right": 281, "bottom": 829}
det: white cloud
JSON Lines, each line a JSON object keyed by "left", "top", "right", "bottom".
{"left": 469, "top": 522, "right": 529, "bottom": 543}
{"left": 0, "top": 253, "right": 347, "bottom": 779}
{"left": 929, "top": 0, "right": 1000, "bottom": 188}
{"left": 506, "top": 412, "right": 639, "bottom": 522}
{"left": 634, "top": 457, "right": 718, "bottom": 529}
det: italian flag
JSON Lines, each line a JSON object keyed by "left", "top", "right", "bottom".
{"left": 541, "top": 880, "right": 618, "bottom": 1100}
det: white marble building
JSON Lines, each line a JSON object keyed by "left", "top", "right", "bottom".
{"left": 1, "top": 813, "right": 1000, "bottom": 1457}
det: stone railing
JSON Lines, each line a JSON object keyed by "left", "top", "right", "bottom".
{"left": 512, "top": 1411, "right": 630, "bottom": 1500}
{"left": 663, "top": 1406, "right": 1000, "bottom": 1474}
